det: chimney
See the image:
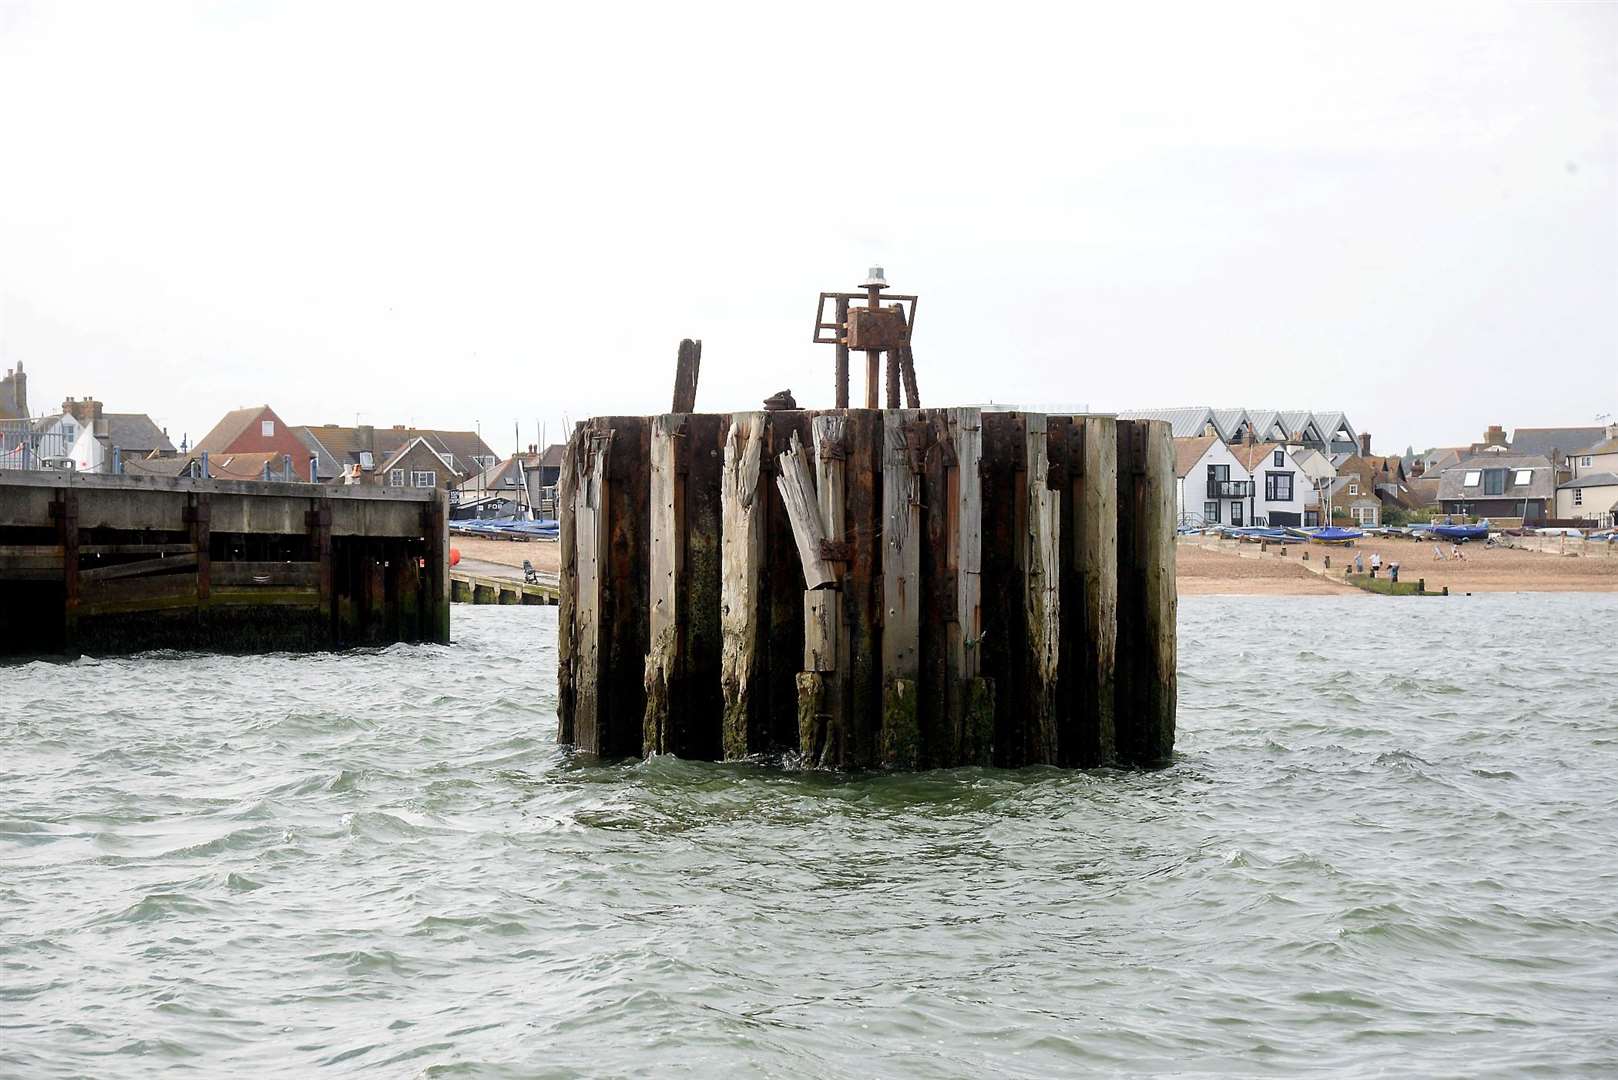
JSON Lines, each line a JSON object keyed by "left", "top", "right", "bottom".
{"left": 1359, "top": 432, "right": 1372, "bottom": 457}
{"left": 356, "top": 424, "right": 374, "bottom": 449}
{"left": 1246, "top": 428, "right": 1257, "bottom": 446}
{"left": 1411, "top": 459, "right": 1425, "bottom": 477}
{"left": 1484, "top": 424, "right": 1507, "bottom": 447}
{"left": 1203, "top": 421, "right": 1217, "bottom": 438}
{"left": 62, "top": 397, "right": 103, "bottom": 424}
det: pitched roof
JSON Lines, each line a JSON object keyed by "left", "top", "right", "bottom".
{"left": 1404, "top": 476, "right": 1441, "bottom": 507}
{"left": 1210, "top": 409, "right": 1250, "bottom": 442}
{"left": 1437, "top": 454, "right": 1557, "bottom": 502}
{"left": 203, "top": 451, "right": 299, "bottom": 481}
{"left": 1172, "top": 435, "right": 1219, "bottom": 478}
{"left": 120, "top": 454, "right": 193, "bottom": 478}
{"left": 1575, "top": 435, "right": 1618, "bottom": 456}
{"left": 1509, "top": 427, "right": 1606, "bottom": 461}
{"left": 194, "top": 406, "right": 268, "bottom": 454}
{"left": 99, "top": 413, "right": 175, "bottom": 453}
{"left": 377, "top": 436, "right": 452, "bottom": 474}
{"left": 1232, "top": 441, "right": 1288, "bottom": 473}
{"left": 539, "top": 443, "right": 567, "bottom": 468}
{"left": 1558, "top": 472, "right": 1618, "bottom": 490}
{"left": 1314, "top": 411, "right": 1356, "bottom": 444}
{"left": 292, "top": 424, "right": 494, "bottom": 477}
{"left": 1119, "top": 407, "right": 1219, "bottom": 439}
{"left": 1276, "top": 411, "right": 1319, "bottom": 441}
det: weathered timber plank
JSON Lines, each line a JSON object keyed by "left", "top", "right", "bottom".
{"left": 644, "top": 414, "right": 683, "bottom": 756}
{"left": 804, "top": 590, "right": 839, "bottom": 672}
{"left": 676, "top": 413, "right": 725, "bottom": 759}
{"left": 949, "top": 407, "right": 988, "bottom": 765}
{"left": 670, "top": 338, "right": 701, "bottom": 414}
{"left": 210, "top": 561, "right": 322, "bottom": 588}
{"left": 600, "top": 416, "right": 651, "bottom": 758}
{"left": 79, "top": 552, "right": 199, "bottom": 584}
{"left": 1074, "top": 415, "right": 1118, "bottom": 767}
{"left": 557, "top": 422, "right": 582, "bottom": 745}
{"left": 775, "top": 430, "right": 835, "bottom": 590}
{"left": 809, "top": 413, "right": 849, "bottom": 766}
{"left": 978, "top": 412, "right": 1025, "bottom": 766}
{"left": 843, "top": 410, "right": 883, "bottom": 768}
{"left": 79, "top": 544, "right": 194, "bottom": 556}
{"left": 1023, "top": 413, "right": 1061, "bottom": 765}
{"left": 1115, "top": 419, "right": 1175, "bottom": 767}
{"left": 720, "top": 412, "right": 769, "bottom": 759}
{"left": 79, "top": 570, "right": 200, "bottom": 610}
{"left": 763, "top": 411, "right": 812, "bottom": 752}
{"left": 570, "top": 426, "right": 611, "bottom": 754}
{"left": 917, "top": 411, "right": 951, "bottom": 767}
{"left": 1141, "top": 419, "right": 1177, "bottom": 767}
{"left": 880, "top": 410, "right": 922, "bottom": 768}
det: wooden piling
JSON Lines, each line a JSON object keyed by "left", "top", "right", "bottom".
{"left": 880, "top": 411, "right": 922, "bottom": 768}
{"left": 557, "top": 423, "right": 581, "bottom": 745}
{"left": 644, "top": 413, "right": 724, "bottom": 758}
{"left": 1054, "top": 415, "right": 1118, "bottom": 767}
{"left": 1115, "top": 419, "right": 1176, "bottom": 768}
{"left": 805, "top": 413, "right": 850, "bottom": 765}
{"left": 670, "top": 339, "right": 701, "bottom": 414}
{"left": 719, "top": 412, "right": 770, "bottom": 759}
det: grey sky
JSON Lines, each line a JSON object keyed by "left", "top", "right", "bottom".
{"left": 1, "top": 1, "right": 1612, "bottom": 456}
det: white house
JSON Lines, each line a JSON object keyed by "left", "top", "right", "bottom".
{"left": 1233, "top": 442, "right": 1316, "bottom": 527}
{"left": 1173, "top": 436, "right": 1254, "bottom": 527}
{"left": 1556, "top": 474, "right": 1618, "bottom": 527}
{"left": 1568, "top": 428, "right": 1618, "bottom": 479}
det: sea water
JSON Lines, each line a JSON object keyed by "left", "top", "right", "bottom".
{"left": 2, "top": 595, "right": 1616, "bottom": 1077}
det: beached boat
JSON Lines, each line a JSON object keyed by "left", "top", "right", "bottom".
{"left": 1285, "top": 526, "right": 1363, "bottom": 545}
{"left": 1429, "top": 523, "right": 1489, "bottom": 541}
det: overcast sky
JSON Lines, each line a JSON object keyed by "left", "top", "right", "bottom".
{"left": 1, "top": 1, "right": 1612, "bottom": 456}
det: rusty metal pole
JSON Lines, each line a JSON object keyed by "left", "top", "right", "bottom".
{"left": 864, "top": 280, "right": 883, "bottom": 410}
{"left": 835, "top": 297, "right": 850, "bottom": 409}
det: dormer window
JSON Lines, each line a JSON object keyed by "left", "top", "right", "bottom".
{"left": 261, "top": 420, "right": 275, "bottom": 437}
{"left": 1513, "top": 469, "right": 1532, "bottom": 486}
{"left": 1463, "top": 470, "right": 1481, "bottom": 487}
{"left": 1273, "top": 450, "right": 1284, "bottom": 467}
{"left": 359, "top": 451, "right": 374, "bottom": 469}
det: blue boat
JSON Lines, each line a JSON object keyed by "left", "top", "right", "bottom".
{"left": 1429, "top": 524, "right": 1489, "bottom": 541}
{"left": 1286, "top": 526, "right": 1363, "bottom": 544}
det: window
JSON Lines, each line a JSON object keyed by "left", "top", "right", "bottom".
{"left": 389, "top": 468, "right": 405, "bottom": 486}
{"left": 412, "top": 470, "right": 436, "bottom": 488}
{"left": 359, "top": 451, "right": 374, "bottom": 469}
{"left": 1483, "top": 469, "right": 1505, "bottom": 496}
{"left": 1273, "top": 450, "right": 1284, "bottom": 467}
{"left": 1581, "top": 456, "right": 1593, "bottom": 468}
{"left": 1265, "top": 471, "right": 1293, "bottom": 502}
{"left": 1513, "top": 469, "right": 1532, "bottom": 486}
{"left": 1348, "top": 482, "right": 1359, "bottom": 495}
{"left": 261, "top": 420, "right": 275, "bottom": 437}
{"left": 1574, "top": 488, "right": 1583, "bottom": 507}
{"left": 1203, "top": 501, "right": 1219, "bottom": 524}
{"left": 1463, "top": 470, "right": 1481, "bottom": 488}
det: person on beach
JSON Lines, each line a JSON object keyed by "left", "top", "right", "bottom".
{"left": 1371, "top": 552, "right": 1382, "bottom": 574}
{"left": 1434, "top": 544, "right": 1446, "bottom": 560}
{"left": 1355, "top": 551, "right": 1365, "bottom": 574}
{"left": 1453, "top": 543, "right": 1465, "bottom": 561}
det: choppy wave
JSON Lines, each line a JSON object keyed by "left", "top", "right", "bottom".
{"left": 3, "top": 596, "right": 1617, "bottom": 1077}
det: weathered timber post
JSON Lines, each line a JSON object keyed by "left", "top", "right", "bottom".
{"left": 644, "top": 413, "right": 724, "bottom": 758}
{"left": 557, "top": 423, "right": 581, "bottom": 744}
{"left": 1023, "top": 413, "right": 1061, "bottom": 765}
{"left": 945, "top": 408, "right": 990, "bottom": 764}
{"left": 1070, "top": 415, "right": 1118, "bottom": 767}
{"left": 880, "top": 411, "right": 922, "bottom": 767}
{"left": 803, "top": 413, "right": 850, "bottom": 765}
{"left": 720, "top": 413, "right": 771, "bottom": 758}
{"left": 307, "top": 500, "right": 334, "bottom": 643}
{"left": 52, "top": 490, "right": 79, "bottom": 651}
{"left": 670, "top": 339, "right": 701, "bottom": 414}
{"left": 1115, "top": 419, "right": 1176, "bottom": 767}
{"left": 186, "top": 492, "right": 211, "bottom": 611}
{"left": 565, "top": 418, "right": 650, "bottom": 757}
{"left": 843, "top": 411, "right": 884, "bottom": 767}
{"left": 425, "top": 492, "right": 450, "bottom": 643}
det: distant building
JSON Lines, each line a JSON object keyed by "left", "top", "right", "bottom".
{"left": 1509, "top": 425, "right": 1608, "bottom": 468}
{"left": 294, "top": 423, "right": 495, "bottom": 484}
{"left": 0, "top": 363, "right": 26, "bottom": 420}
{"left": 1567, "top": 425, "right": 1618, "bottom": 479}
{"left": 1556, "top": 473, "right": 1618, "bottom": 527}
{"left": 1437, "top": 454, "right": 1556, "bottom": 523}
{"left": 195, "top": 405, "right": 312, "bottom": 469}
{"left": 1119, "top": 406, "right": 1355, "bottom": 456}
{"left": 1172, "top": 436, "right": 1253, "bottom": 527}
{"left": 1232, "top": 440, "right": 1316, "bottom": 526}
{"left": 362, "top": 436, "right": 454, "bottom": 491}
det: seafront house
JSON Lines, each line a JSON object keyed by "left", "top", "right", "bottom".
{"left": 1556, "top": 473, "right": 1618, "bottom": 527}
{"left": 192, "top": 405, "right": 314, "bottom": 476}
{"left": 294, "top": 423, "right": 496, "bottom": 484}
{"left": 1436, "top": 453, "right": 1556, "bottom": 523}
{"left": 51, "top": 397, "right": 177, "bottom": 473}
{"left": 1567, "top": 424, "right": 1618, "bottom": 479}
{"left": 1233, "top": 440, "right": 1315, "bottom": 526}
{"left": 1172, "top": 435, "right": 1254, "bottom": 527}
{"left": 1120, "top": 406, "right": 1356, "bottom": 458}
{"left": 357, "top": 435, "right": 455, "bottom": 491}
{"left": 1508, "top": 425, "right": 1608, "bottom": 469}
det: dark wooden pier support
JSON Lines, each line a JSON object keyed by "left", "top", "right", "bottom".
{"left": 556, "top": 409, "right": 1175, "bottom": 770}
{"left": 0, "top": 471, "right": 449, "bottom": 657}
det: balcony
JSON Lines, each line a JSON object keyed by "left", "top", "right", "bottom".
{"left": 1207, "top": 478, "right": 1255, "bottom": 499}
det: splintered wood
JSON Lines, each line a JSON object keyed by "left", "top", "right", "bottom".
{"left": 558, "top": 410, "right": 1176, "bottom": 771}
